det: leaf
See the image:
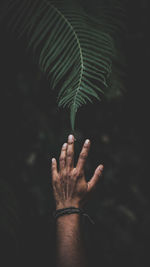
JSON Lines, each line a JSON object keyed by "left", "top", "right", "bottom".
{"left": 1, "top": 0, "right": 126, "bottom": 130}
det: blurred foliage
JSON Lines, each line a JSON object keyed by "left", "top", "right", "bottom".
{"left": 0, "top": 0, "right": 149, "bottom": 266}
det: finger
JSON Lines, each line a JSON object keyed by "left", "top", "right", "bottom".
{"left": 66, "top": 134, "right": 74, "bottom": 170}
{"left": 59, "top": 143, "right": 67, "bottom": 171}
{"left": 76, "top": 139, "right": 90, "bottom": 172}
{"left": 51, "top": 158, "right": 58, "bottom": 179}
{"left": 87, "top": 164, "right": 104, "bottom": 193}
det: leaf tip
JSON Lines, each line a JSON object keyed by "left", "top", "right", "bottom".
{"left": 70, "top": 104, "right": 77, "bottom": 131}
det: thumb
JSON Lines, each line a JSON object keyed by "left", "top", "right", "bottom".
{"left": 87, "top": 164, "right": 104, "bottom": 193}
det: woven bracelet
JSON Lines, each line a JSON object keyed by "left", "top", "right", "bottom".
{"left": 53, "top": 207, "right": 95, "bottom": 224}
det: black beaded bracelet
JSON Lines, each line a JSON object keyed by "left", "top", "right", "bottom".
{"left": 53, "top": 207, "right": 95, "bottom": 224}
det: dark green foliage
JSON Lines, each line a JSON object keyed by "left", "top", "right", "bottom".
{"left": 1, "top": 0, "right": 126, "bottom": 130}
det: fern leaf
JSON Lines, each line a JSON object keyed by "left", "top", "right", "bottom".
{"left": 1, "top": 0, "right": 126, "bottom": 130}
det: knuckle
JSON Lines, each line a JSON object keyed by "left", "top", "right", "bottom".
{"left": 73, "top": 173, "right": 78, "bottom": 180}
{"left": 66, "top": 169, "right": 73, "bottom": 179}
{"left": 59, "top": 156, "right": 65, "bottom": 162}
{"left": 73, "top": 169, "right": 78, "bottom": 176}
{"left": 73, "top": 169, "right": 81, "bottom": 179}
{"left": 66, "top": 169, "right": 71, "bottom": 176}
{"left": 51, "top": 166, "right": 55, "bottom": 171}
{"left": 62, "top": 169, "right": 67, "bottom": 177}
{"left": 68, "top": 174, "right": 72, "bottom": 179}
{"left": 67, "top": 151, "right": 73, "bottom": 158}
{"left": 83, "top": 143, "right": 89, "bottom": 148}
{"left": 80, "top": 152, "right": 87, "bottom": 160}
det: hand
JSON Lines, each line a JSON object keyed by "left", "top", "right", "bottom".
{"left": 51, "top": 135, "right": 103, "bottom": 210}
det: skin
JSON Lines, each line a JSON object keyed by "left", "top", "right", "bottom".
{"left": 51, "top": 134, "right": 104, "bottom": 267}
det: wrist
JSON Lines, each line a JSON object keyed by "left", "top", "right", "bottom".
{"left": 54, "top": 206, "right": 82, "bottom": 224}
{"left": 56, "top": 212, "right": 80, "bottom": 224}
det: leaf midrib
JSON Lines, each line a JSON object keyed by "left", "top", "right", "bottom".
{"left": 43, "top": 0, "right": 84, "bottom": 110}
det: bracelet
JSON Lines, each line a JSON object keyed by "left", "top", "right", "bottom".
{"left": 53, "top": 207, "right": 95, "bottom": 224}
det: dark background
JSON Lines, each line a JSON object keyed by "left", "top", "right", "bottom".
{"left": 0, "top": 1, "right": 149, "bottom": 266}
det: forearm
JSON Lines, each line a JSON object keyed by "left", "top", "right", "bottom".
{"left": 56, "top": 213, "right": 87, "bottom": 267}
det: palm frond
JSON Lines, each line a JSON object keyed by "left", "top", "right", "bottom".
{"left": 1, "top": 0, "right": 126, "bottom": 130}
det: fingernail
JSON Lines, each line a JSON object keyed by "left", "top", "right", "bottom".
{"left": 85, "top": 139, "right": 90, "bottom": 144}
{"left": 99, "top": 165, "right": 104, "bottom": 171}
{"left": 63, "top": 143, "right": 67, "bottom": 148}
{"left": 52, "top": 158, "right": 55, "bottom": 163}
{"left": 68, "top": 134, "right": 74, "bottom": 142}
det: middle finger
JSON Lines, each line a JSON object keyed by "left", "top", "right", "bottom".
{"left": 66, "top": 134, "right": 74, "bottom": 170}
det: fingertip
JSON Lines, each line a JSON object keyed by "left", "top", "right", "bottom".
{"left": 68, "top": 134, "right": 74, "bottom": 143}
{"left": 52, "top": 158, "right": 56, "bottom": 163}
{"left": 84, "top": 139, "right": 91, "bottom": 149}
{"left": 99, "top": 164, "right": 104, "bottom": 171}
{"left": 95, "top": 164, "right": 104, "bottom": 176}
{"left": 62, "top": 143, "right": 67, "bottom": 148}
{"left": 85, "top": 139, "right": 90, "bottom": 145}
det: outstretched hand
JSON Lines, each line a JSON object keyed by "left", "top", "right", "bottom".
{"left": 51, "top": 135, "right": 103, "bottom": 210}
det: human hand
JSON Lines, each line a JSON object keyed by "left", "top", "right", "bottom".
{"left": 51, "top": 135, "right": 103, "bottom": 210}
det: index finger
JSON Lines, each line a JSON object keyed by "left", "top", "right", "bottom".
{"left": 76, "top": 139, "right": 90, "bottom": 172}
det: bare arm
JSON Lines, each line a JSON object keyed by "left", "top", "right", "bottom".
{"left": 51, "top": 135, "right": 104, "bottom": 267}
{"left": 56, "top": 213, "right": 86, "bottom": 267}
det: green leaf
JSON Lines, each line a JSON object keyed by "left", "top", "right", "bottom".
{"left": 1, "top": 0, "right": 126, "bottom": 130}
